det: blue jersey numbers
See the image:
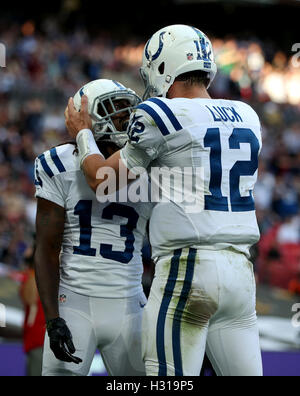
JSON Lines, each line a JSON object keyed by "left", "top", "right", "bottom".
{"left": 204, "top": 127, "right": 259, "bottom": 212}
{"left": 100, "top": 203, "right": 139, "bottom": 264}
{"left": 73, "top": 201, "right": 139, "bottom": 262}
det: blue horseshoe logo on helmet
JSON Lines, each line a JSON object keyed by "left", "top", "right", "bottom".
{"left": 145, "top": 31, "right": 166, "bottom": 61}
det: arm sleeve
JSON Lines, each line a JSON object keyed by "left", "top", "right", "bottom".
{"left": 34, "top": 156, "right": 65, "bottom": 208}
{"left": 120, "top": 107, "right": 166, "bottom": 174}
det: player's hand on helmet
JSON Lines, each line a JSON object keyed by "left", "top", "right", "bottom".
{"left": 65, "top": 95, "right": 92, "bottom": 139}
{"left": 46, "top": 317, "right": 82, "bottom": 364}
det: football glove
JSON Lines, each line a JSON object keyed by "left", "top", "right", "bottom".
{"left": 46, "top": 317, "right": 82, "bottom": 364}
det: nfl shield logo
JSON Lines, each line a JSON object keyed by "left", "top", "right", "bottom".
{"left": 59, "top": 294, "right": 67, "bottom": 303}
{"left": 187, "top": 53, "right": 194, "bottom": 61}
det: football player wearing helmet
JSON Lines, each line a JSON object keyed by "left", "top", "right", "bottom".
{"left": 34, "top": 79, "right": 153, "bottom": 376}
{"left": 65, "top": 25, "right": 263, "bottom": 376}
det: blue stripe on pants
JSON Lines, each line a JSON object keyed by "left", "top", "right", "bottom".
{"left": 172, "top": 248, "right": 196, "bottom": 376}
{"left": 156, "top": 249, "right": 182, "bottom": 376}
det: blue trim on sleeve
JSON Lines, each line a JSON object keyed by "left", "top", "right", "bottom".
{"left": 38, "top": 154, "right": 54, "bottom": 178}
{"left": 34, "top": 159, "right": 43, "bottom": 187}
{"left": 50, "top": 148, "right": 66, "bottom": 173}
{"left": 148, "top": 98, "right": 183, "bottom": 131}
{"left": 137, "top": 103, "right": 170, "bottom": 136}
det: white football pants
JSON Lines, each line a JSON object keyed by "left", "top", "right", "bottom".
{"left": 142, "top": 248, "right": 263, "bottom": 376}
{"left": 42, "top": 287, "right": 147, "bottom": 376}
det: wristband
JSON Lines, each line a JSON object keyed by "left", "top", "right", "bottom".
{"left": 76, "top": 129, "right": 104, "bottom": 168}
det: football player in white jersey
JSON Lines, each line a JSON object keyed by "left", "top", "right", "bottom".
{"left": 65, "top": 25, "right": 263, "bottom": 376}
{"left": 34, "top": 79, "right": 153, "bottom": 376}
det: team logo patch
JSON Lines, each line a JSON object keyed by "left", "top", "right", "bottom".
{"left": 145, "top": 31, "right": 166, "bottom": 61}
{"left": 187, "top": 53, "right": 194, "bottom": 61}
{"left": 59, "top": 294, "right": 67, "bottom": 303}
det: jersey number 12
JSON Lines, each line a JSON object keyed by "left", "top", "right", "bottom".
{"left": 204, "top": 127, "right": 260, "bottom": 212}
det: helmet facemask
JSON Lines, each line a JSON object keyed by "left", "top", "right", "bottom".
{"left": 140, "top": 67, "right": 160, "bottom": 101}
{"left": 91, "top": 90, "right": 141, "bottom": 147}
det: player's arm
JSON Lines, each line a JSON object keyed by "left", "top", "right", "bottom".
{"left": 79, "top": 150, "right": 127, "bottom": 193}
{"left": 34, "top": 197, "right": 64, "bottom": 321}
{"left": 65, "top": 95, "right": 164, "bottom": 193}
{"left": 34, "top": 155, "right": 82, "bottom": 364}
{"left": 65, "top": 95, "right": 128, "bottom": 192}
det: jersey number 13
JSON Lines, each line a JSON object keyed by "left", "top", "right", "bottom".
{"left": 73, "top": 201, "right": 139, "bottom": 263}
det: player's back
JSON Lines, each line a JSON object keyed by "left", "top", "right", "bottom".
{"left": 131, "top": 97, "right": 262, "bottom": 258}
{"left": 35, "top": 143, "right": 153, "bottom": 298}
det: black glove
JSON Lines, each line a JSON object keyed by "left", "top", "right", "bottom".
{"left": 46, "top": 317, "right": 82, "bottom": 364}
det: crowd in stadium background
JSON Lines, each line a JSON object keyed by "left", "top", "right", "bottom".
{"left": 0, "top": 18, "right": 299, "bottom": 292}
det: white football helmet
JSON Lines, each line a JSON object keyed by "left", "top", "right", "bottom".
{"left": 140, "top": 24, "right": 217, "bottom": 100}
{"left": 73, "top": 79, "right": 141, "bottom": 147}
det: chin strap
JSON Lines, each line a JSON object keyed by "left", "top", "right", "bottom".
{"left": 76, "top": 129, "right": 104, "bottom": 169}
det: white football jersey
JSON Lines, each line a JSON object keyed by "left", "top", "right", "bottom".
{"left": 35, "top": 144, "right": 153, "bottom": 298}
{"left": 121, "top": 97, "right": 262, "bottom": 259}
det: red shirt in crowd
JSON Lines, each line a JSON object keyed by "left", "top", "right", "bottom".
{"left": 20, "top": 269, "right": 46, "bottom": 353}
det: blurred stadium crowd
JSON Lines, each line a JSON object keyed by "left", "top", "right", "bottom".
{"left": 0, "top": 19, "right": 299, "bottom": 291}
